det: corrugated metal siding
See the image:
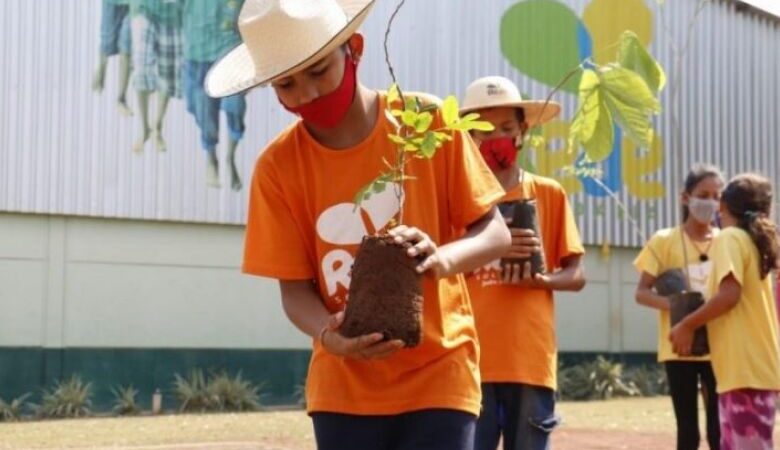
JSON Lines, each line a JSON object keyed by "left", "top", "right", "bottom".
{"left": 0, "top": 0, "right": 778, "bottom": 246}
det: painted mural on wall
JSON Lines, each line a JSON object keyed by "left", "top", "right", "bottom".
{"left": 92, "top": 0, "right": 246, "bottom": 191}
{"left": 500, "top": 0, "right": 664, "bottom": 222}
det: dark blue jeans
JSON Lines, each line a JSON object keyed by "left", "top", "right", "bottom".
{"left": 312, "top": 409, "right": 476, "bottom": 450}
{"left": 475, "top": 383, "right": 560, "bottom": 450}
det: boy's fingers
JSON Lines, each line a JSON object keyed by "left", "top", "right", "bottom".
{"left": 512, "top": 263, "right": 522, "bottom": 283}
{"left": 349, "top": 333, "right": 384, "bottom": 353}
{"left": 510, "top": 228, "right": 535, "bottom": 237}
{"left": 408, "top": 239, "right": 435, "bottom": 258}
{"left": 416, "top": 255, "right": 437, "bottom": 273}
{"left": 388, "top": 225, "right": 409, "bottom": 236}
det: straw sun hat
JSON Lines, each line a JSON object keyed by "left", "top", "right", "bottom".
{"left": 460, "top": 76, "right": 561, "bottom": 127}
{"left": 205, "top": 0, "right": 375, "bottom": 98}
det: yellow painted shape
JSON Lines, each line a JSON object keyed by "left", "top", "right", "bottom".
{"left": 583, "top": 0, "right": 653, "bottom": 65}
{"left": 534, "top": 120, "right": 583, "bottom": 194}
{"left": 622, "top": 130, "right": 665, "bottom": 199}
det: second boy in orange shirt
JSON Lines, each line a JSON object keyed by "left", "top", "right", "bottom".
{"left": 460, "top": 76, "right": 586, "bottom": 450}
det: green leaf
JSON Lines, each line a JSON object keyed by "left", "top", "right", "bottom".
{"left": 469, "top": 120, "right": 496, "bottom": 131}
{"left": 449, "top": 120, "right": 495, "bottom": 132}
{"left": 442, "top": 96, "right": 459, "bottom": 126}
{"left": 420, "top": 131, "right": 438, "bottom": 158}
{"left": 598, "top": 66, "right": 660, "bottom": 114}
{"left": 387, "top": 84, "right": 400, "bottom": 105}
{"left": 434, "top": 131, "right": 453, "bottom": 142}
{"left": 401, "top": 110, "right": 418, "bottom": 128}
{"left": 569, "top": 70, "right": 601, "bottom": 145}
{"left": 415, "top": 112, "right": 434, "bottom": 133}
{"left": 582, "top": 99, "right": 614, "bottom": 162}
{"left": 403, "top": 143, "right": 418, "bottom": 152}
{"left": 372, "top": 181, "right": 387, "bottom": 193}
{"left": 568, "top": 68, "right": 616, "bottom": 161}
{"left": 390, "top": 109, "right": 404, "bottom": 117}
{"left": 460, "top": 113, "right": 481, "bottom": 122}
{"left": 603, "top": 91, "right": 654, "bottom": 148}
{"left": 617, "top": 31, "right": 666, "bottom": 92}
{"left": 387, "top": 134, "right": 406, "bottom": 145}
{"left": 404, "top": 97, "right": 418, "bottom": 113}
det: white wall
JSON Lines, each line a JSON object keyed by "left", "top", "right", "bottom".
{"left": 0, "top": 212, "right": 308, "bottom": 349}
{"left": 0, "top": 212, "right": 656, "bottom": 353}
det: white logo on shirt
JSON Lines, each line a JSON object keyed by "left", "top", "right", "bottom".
{"left": 687, "top": 260, "right": 712, "bottom": 294}
{"left": 315, "top": 184, "right": 404, "bottom": 303}
{"left": 472, "top": 260, "right": 503, "bottom": 287}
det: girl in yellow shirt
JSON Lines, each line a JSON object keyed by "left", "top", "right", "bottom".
{"left": 634, "top": 164, "right": 723, "bottom": 450}
{"left": 671, "top": 174, "right": 780, "bottom": 450}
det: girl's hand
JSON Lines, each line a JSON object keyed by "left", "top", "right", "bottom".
{"left": 669, "top": 321, "right": 694, "bottom": 356}
{"left": 388, "top": 225, "right": 451, "bottom": 277}
{"left": 320, "top": 312, "right": 405, "bottom": 360}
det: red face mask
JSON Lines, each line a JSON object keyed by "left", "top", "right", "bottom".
{"left": 282, "top": 54, "right": 358, "bottom": 128}
{"left": 479, "top": 137, "right": 518, "bottom": 171}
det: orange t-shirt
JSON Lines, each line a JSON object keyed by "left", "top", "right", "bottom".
{"left": 242, "top": 93, "right": 504, "bottom": 415}
{"left": 466, "top": 174, "right": 584, "bottom": 389}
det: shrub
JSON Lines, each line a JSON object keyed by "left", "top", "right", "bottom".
{"left": 174, "top": 369, "right": 263, "bottom": 413}
{"left": 0, "top": 393, "right": 30, "bottom": 421}
{"left": 206, "top": 370, "right": 261, "bottom": 412}
{"left": 559, "top": 356, "right": 641, "bottom": 401}
{"left": 173, "top": 369, "right": 212, "bottom": 413}
{"left": 625, "top": 365, "right": 669, "bottom": 397}
{"left": 37, "top": 376, "right": 92, "bottom": 418}
{"left": 111, "top": 385, "right": 141, "bottom": 416}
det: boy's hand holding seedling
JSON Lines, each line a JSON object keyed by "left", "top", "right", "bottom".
{"left": 388, "top": 225, "right": 449, "bottom": 277}
{"left": 320, "top": 311, "right": 405, "bottom": 360}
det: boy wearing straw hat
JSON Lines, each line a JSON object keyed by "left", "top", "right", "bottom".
{"left": 459, "top": 76, "right": 586, "bottom": 450}
{"left": 205, "top": 1, "right": 511, "bottom": 448}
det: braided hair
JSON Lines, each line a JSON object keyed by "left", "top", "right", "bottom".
{"left": 721, "top": 174, "right": 780, "bottom": 279}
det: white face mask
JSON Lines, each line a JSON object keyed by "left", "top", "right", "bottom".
{"left": 688, "top": 198, "right": 719, "bottom": 224}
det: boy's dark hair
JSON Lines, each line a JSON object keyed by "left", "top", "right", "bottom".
{"left": 721, "top": 173, "right": 780, "bottom": 279}
{"left": 515, "top": 108, "right": 526, "bottom": 126}
{"left": 682, "top": 164, "right": 724, "bottom": 221}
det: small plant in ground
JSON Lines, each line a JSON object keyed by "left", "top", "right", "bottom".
{"left": 206, "top": 370, "right": 262, "bottom": 412}
{"left": 590, "top": 356, "right": 642, "bottom": 400}
{"left": 174, "top": 369, "right": 264, "bottom": 413}
{"left": 173, "top": 369, "right": 212, "bottom": 413}
{"left": 558, "top": 356, "right": 641, "bottom": 401}
{"left": 0, "top": 393, "right": 30, "bottom": 422}
{"left": 625, "top": 364, "right": 669, "bottom": 397}
{"left": 111, "top": 385, "right": 141, "bottom": 416}
{"left": 37, "top": 376, "right": 92, "bottom": 419}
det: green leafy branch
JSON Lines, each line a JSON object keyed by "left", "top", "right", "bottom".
{"left": 356, "top": 0, "right": 494, "bottom": 226}
{"left": 567, "top": 31, "right": 666, "bottom": 162}
{"left": 353, "top": 84, "right": 493, "bottom": 219}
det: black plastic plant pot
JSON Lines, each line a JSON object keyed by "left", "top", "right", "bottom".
{"left": 669, "top": 291, "right": 710, "bottom": 356}
{"left": 499, "top": 199, "right": 546, "bottom": 278}
{"left": 654, "top": 269, "right": 687, "bottom": 296}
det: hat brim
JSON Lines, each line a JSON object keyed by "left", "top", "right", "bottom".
{"left": 460, "top": 100, "right": 562, "bottom": 128}
{"left": 205, "top": 0, "right": 375, "bottom": 98}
